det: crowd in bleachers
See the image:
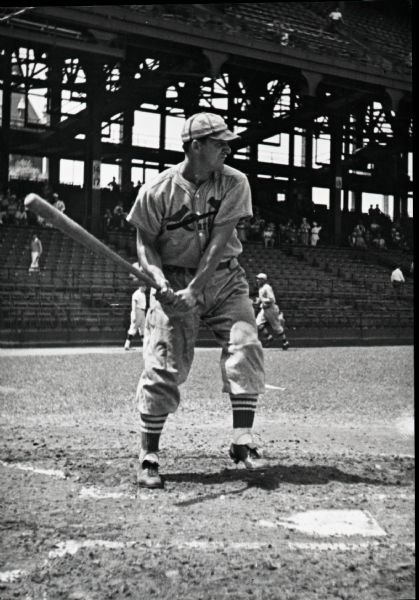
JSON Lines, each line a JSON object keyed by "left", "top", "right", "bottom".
{"left": 236, "top": 204, "right": 413, "bottom": 257}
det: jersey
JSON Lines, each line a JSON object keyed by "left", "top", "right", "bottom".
{"left": 126, "top": 163, "right": 253, "bottom": 268}
{"left": 131, "top": 288, "right": 147, "bottom": 321}
{"left": 257, "top": 282, "right": 277, "bottom": 308}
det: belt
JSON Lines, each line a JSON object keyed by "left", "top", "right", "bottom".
{"left": 163, "top": 257, "right": 239, "bottom": 274}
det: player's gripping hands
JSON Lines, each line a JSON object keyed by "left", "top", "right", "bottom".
{"left": 155, "top": 283, "right": 198, "bottom": 317}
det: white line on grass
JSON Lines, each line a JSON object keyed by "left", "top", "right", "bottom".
{"left": 0, "top": 460, "right": 66, "bottom": 479}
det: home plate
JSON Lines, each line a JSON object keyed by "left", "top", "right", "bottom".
{"left": 277, "top": 510, "right": 387, "bottom": 537}
{"left": 265, "top": 384, "right": 286, "bottom": 391}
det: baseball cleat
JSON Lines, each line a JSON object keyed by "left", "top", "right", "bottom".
{"left": 282, "top": 341, "right": 290, "bottom": 350}
{"left": 137, "top": 458, "right": 164, "bottom": 489}
{"left": 229, "top": 443, "right": 269, "bottom": 470}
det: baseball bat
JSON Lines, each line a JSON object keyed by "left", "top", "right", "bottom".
{"left": 24, "top": 193, "right": 159, "bottom": 289}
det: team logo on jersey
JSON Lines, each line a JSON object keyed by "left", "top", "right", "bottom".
{"left": 164, "top": 197, "right": 221, "bottom": 232}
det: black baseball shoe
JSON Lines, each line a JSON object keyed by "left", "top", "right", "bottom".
{"left": 282, "top": 340, "right": 290, "bottom": 351}
{"left": 229, "top": 443, "right": 269, "bottom": 470}
{"left": 137, "top": 456, "right": 164, "bottom": 489}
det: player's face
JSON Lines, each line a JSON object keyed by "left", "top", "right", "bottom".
{"left": 198, "top": 138, "right": 231, "bottom": 170}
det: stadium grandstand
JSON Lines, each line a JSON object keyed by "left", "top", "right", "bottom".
{"left": 0, "top": 2, "right": 413, "bottom": 347}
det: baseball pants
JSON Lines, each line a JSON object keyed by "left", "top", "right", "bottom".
{"left": 136, "top": 264, "right": 265, "bottom": 415}
{"left": 256, "top": 305, "right": 285, "bottom": 335}
{"left": 128, "top": 310, "right": 146, "bottom": 337}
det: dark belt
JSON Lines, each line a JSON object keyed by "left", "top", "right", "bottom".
{"left": 163, "top": 257, "right": 239, "bottom": 274}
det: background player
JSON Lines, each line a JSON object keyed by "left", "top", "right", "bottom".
{"left": 254, "top": 272, "right": 290, "bottom": 350}
{"left": 126, "top": 112, "right": 267, "bottom": 489}
{"left": 124, "top": 284, "right": 147, "bottom": 350}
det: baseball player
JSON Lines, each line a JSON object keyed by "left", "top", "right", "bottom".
{"left": 126, "top": 112, "right": 267, "bottom": 489}
{"left": 29, "top": 233, "right": 43, "bottom": 272}
{"left": 254, "top": 273, "right": 289, "bottom": 350}
{"left": 124, "top": 285, "right": 147, "bottom": 350}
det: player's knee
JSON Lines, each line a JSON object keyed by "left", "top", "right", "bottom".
{"left": 230, "top": 320, "right": 259, "bottom": 346}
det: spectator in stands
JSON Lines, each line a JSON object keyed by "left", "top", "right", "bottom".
{"left": 310, "top": 221, "right": 322, "bottom": 246}
{"left": 351, "top": 222, "right": 367, "bottom": 248}
{"left": 285, "top": 220, "right": 298, "bottom": 245}
{"left": 368, "top": 204, "right": 374, "bottom": 217}
{"left": 262, "top": 221, "right": 276, "bottom": 248}
{"left": 298, "top": 217, "right": 311, "bottom": 246}
{"left": 369, "top": 218, "right": 381, "bottom": 237}
{"left": 108, "top": 176, "right": 120, "bottom": 193}
{"left": 6, "top": 194, "right": 18, "bottom": 225}
{"left": 326, "top": 7, "right": 344, "bottom": 33}
{"left": 113, "top": 200, "right": 126, "bottom": 229}
{"left": 391, "top": 224, "right": 402, "bottom": 249}
{"left": 0, "top": 193, "right": 8, "bottom": 225}
{"left": 236, "top": 217, "right": 249, "bottom": 243}
{"left": 124, "top": 284, "right": 147, "bottom": 350}
{"left": 249, "top": 207, "right": 265, "bottom": 241}
{"left": 15, "top": 202, "right": 28, "bottom": 227}
{"left": 373, "top": 204, "right": 382, "bottom": 217}
{"left": 103, "top": 208, "right": 113, "bottom": 231}
{"left": 280, "top": 32, "right": 290, "bottom": 46}
{"left": 29, "top": 233, "right": 43, "bottom": 273}
{"left": 52, "top": 192, "right": 66, "bottom": 213}
{"left": 390, "top": 265, "right": 405, "bottom": 299}
{"left": 372, "top": 232, "right": 387, "bottom": 250}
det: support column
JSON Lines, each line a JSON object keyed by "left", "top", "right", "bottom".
{"left": 302, "top": 124, "right": 313, "bottom": 207}
{"left": 159, "top": 102, "right": 167, "bottom": 172}
{"left": 0, "top": 49, "right": 12, "bottom": 192}
{"left": 329, "top": 114, "right": 344, "bottom": 244}
{"left": 47, "top": 56, "right": 63, "bottom": 187}
{"left": 120, "top": 62, "right": 135, "bottom": 196}
{"left": 83, "top": 62, "right": 105, "bottom": 235}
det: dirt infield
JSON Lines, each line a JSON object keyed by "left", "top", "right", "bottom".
{"left": 0, "top": 346, "right": 414, "bottom": 599}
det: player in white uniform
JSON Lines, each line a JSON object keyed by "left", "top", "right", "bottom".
{"left": 255, "top": 273, "right": 289, "bottom": 350}
{"left": 124, "top": 285, "right": 147, "bottom": 350}
{"left": 126, "top": 112, "right": 267, "bottom": 489}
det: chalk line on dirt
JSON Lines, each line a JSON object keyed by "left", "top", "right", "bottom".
{"left": 1, "top": 536, "right": 414, "bottom": 584}
{"left": 265, "top": 384, "right": 286, "bottom": 391}
{"left": 0, "top": 460, "right": 66, "bottom": 479}
{"left": 79, "top": 486, "right": 135, "bottom": 500}
{"left": 0, "top": 569, "right": 28, "bottom": 583}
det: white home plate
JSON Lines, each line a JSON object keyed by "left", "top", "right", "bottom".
{"left": 395, "top": 416, "right": 414, "bottom": 436}
{"left": 277, "top": 510, "right": 386, "bottom": 537}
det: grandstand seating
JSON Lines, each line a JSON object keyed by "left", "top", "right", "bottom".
{"left": 0, "top": 224, "right": 413, "bottom": 346}
{"left": 125, "top": 2, "right": 411, "bottom": 74}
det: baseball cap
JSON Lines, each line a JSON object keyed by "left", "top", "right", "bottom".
{"left": 256, "top": 273, "right": 267, "bottom": 280}
{"left": 181, "top": 112, "right": 240, "bottom": 143}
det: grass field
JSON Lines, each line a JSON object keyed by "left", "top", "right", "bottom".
{"left": 0, "top": 345, "right": 415, "bottom": 600}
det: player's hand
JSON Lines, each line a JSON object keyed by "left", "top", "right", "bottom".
{"left": 155, "top": 283, "right": 176, "bottom": 306}
{"left": 170, "top": 286, "right": 198, "bottom": 314}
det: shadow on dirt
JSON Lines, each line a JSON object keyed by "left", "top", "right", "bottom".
{"left": 165, "top": 463, "right": 400, "bottom": 507}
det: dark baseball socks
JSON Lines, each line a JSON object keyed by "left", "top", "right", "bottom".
{"left": 139, "top": 413, "right": 168, "bottom": 462}
{"left": 230, "top": 395, "right": 258, "bottom": 446}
